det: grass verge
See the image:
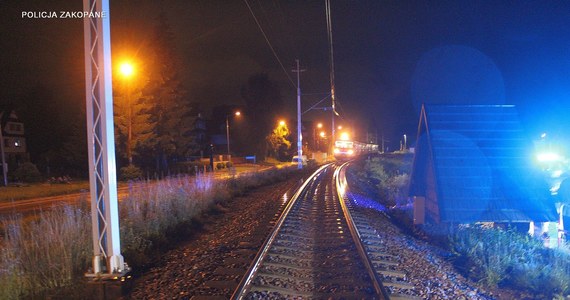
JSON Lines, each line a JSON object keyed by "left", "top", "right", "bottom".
{"left": 0, "top": 182, "right": 90, "bottom": 202}
{"left": 0, "top": 165, "right": 300, "bottom": 299}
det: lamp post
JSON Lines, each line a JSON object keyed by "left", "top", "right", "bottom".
{"left": 226, "top": 111, "right": 241, "bottom": 162}
{"left": 119, "top": 61, "right": 134, "bottom": 165}
{"left": 315, "top": 122, "right": 323, "bottom": 151}
{"left": 0, "top": 123, "right": 7, "bottom": 186}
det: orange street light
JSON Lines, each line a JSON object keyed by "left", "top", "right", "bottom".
{"left": 317, "top": 123, "right": 323, "bottom": 129}
{"left": 119, "top": 62, "right": 134, "bottom": 77}
{"left": 279, "top": 120, "right": 286, "bottom": 126}
{"left": 118, "top": 61, "right": 136, "bottom": 165}
{"left": 320, "top": 131, "right": 326, "bottom": 138}
{"left": 227, "top": 111, "right": 242, "bottom": 161}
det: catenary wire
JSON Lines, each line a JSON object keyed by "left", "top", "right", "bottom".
{"left": 243, "top": 0, "right": 297, "bottom": 89}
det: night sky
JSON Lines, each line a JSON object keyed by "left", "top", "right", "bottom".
{"left": 1, "top": 1, "right": 570, "bottom": 150}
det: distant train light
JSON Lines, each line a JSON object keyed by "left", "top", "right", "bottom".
{"left": 537, "top": 152, "right": 561, "bottom": 162}
{"left": 347, "top": 149, "right": 354, "bottom": 155}
{"left": 333, "top": 148, "right": 340, "bottom": 154}
{"left": 340, "top": 132, "right": 349, "bottom": 141}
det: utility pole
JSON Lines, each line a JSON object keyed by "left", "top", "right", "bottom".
{"left": 83, "top": 0, "right": 128, "bottom": 277}
{"left": 226, "top": 115, "right": 231, "bottom": 161}
{"left": 326, "top": 0, "right": 338, "bottom": 155}
{"left": 293, "top": 59, "right": 305, "bottom": 169}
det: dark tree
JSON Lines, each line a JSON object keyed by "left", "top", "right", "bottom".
{"left": 143, "top": 12, "right": 198, "bottom": 174}
{"left": 266, "top": 122, "right": 291, "bottom": 161}
{"left": 240, "top": 73, "right": 284, "bottom": 160}
{"left": 14, "top": 85, "right": 64, "bottom": 176}
{"left": 113, "top": 66, "right": 156, "bottom": 168}
{"left": 4, "top": 84, "right": 89, "bottom": 178}
{"left": 59, "top": 121, "right": 88, "bottom": 178}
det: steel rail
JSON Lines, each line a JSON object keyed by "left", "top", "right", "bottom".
{"left": 231, "top": 163, "right": 331, "bottom": 300}
{"left": 334, "top": 161, "right": 390, "bottom": 299}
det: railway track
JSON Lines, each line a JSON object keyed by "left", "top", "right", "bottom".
{"left": 232, "top": 163, "right": 410, "bottom": 299}
{"left": 335, "top": 163, "right": 421, "bottom": 300}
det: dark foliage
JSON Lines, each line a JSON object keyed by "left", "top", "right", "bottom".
{"left": 240, "top": 73, "right": 284, "bottom": 160}
{"left": 13, "top": 162, "right": 42, "bottom": 183}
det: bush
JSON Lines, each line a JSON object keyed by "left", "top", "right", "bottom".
{"left": 12, "top": 162, "right": 42, "bottom": 183}
{"left": 216, "top": 162, "right": 225, "bottom": 170}
{"left": 120, "top": 165, "right": 143, "bottom": 181}
{"left": 450, "top": 226, "right": 570, "bottom": 296}
{"left": 173, "top": 161, "right": 207, "bottom": 175}
{"left": 225, "top": 161, "right": 233, "bottom": 168}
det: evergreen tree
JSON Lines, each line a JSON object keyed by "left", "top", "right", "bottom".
{"left": 144, "top": 12, "right": 197, "bottom": 173}
{"left": 113, "top": 70, "right": 156, "bottom": 168}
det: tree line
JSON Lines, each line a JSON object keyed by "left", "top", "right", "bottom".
{"left": 3, "top": 14, "right": 292, "bottom": 181}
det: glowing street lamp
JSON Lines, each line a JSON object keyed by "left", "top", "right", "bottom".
{"left": 317, "top": 122, "right": 323, "bottom": 129}
{"left": 119, "top": 62, "right": 134, "bottom": 77}
{"left": 118, "top": 61, "right": 135, "bottom": 165}
{"left": 226, "top": 111, "right": 241, "bottom": 161}
{"left": 279, "top": 120, "right": 286, "bottom": 126}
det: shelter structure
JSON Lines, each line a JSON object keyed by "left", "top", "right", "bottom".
{"left": 409, "top": 104, "right": 557, "bottom": 224}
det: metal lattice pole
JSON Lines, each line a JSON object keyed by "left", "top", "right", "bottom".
{"left": 83, "top": 0, "right": 128, "bottom": 277}
{"left": 293, "top": 59, "right": 305, "bottom": 169}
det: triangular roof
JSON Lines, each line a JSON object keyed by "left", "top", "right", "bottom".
{"left": 0, "top": 107, "right": 19, "bottom": 128}
{"left": 410, "top": 104, "right": 557, "bottom": 223}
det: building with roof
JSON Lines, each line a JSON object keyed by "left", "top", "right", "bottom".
{"left": 0, "top": 109, "right": 29, "bottom": 172}
{"left": 409, "top": 104, "right": 557, "bottom": 224}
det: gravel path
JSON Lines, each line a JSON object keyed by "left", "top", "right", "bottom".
{"left": 127, "top": 175, "right": 304, "bottom": 299}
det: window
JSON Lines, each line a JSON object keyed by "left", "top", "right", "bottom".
{"left": 6, "top": 123, "right": 23, "bottom": 133}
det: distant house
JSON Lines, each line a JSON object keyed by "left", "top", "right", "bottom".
{"left": 409, "top": 104, "right": 557, "bottom": 224}
{"left": 0, "top": 109, "right": 29, "bottom": 171}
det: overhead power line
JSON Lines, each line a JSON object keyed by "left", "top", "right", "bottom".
{"left": 243, "top": 0, "right": 296, "bottom": 89}
{"left": 325, "top": 0, "right": 339, "bottom": 117}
